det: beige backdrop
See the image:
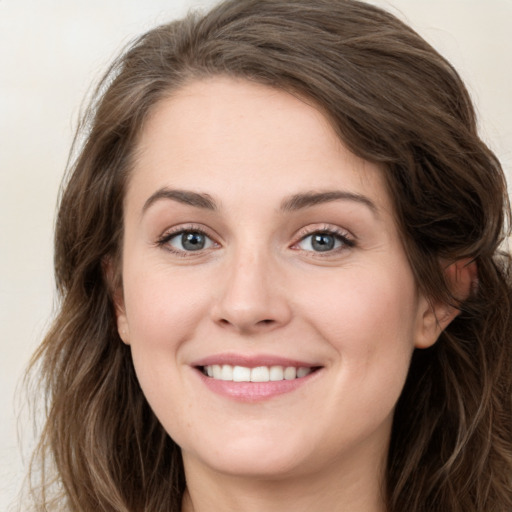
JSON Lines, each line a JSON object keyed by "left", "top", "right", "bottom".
{"left": 1, "top": 0, "right": 511, "bottom": 509}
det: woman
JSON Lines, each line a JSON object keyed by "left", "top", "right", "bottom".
{"left": 27, "top": 0, "right": 512, "bottom": 510}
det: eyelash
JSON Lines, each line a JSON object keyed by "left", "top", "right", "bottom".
{"left": 155, "top": 224, "right": 217, "bottom": 257}
{"left": 155, "top": 224, "right": 355, "bottom": 257}
{"left": 292, "top": 225, "right": 356, "bottom": 255}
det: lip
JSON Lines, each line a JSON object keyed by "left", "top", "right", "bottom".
{"left": 190, "top": 353, "right": 323, "bottom": 402}
{"left": 191, "top": 353, "right": 320, "bottom": 368}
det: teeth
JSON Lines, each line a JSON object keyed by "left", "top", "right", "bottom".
{"left": 251, "top": 366, "right": 270, "bottom": 382}
{"left": 203, "top": 364, "right": 313, "bottom": 382}
{"left": 221, "top": 365, "right": 233, "bottom": 380}
{"left": 284, "top": 367, "right": 296, "bottom": 380}
{"left": 269, "top": 365, "right": 284, "bottom": 381}
{"left": 297, "top": 367, "right": 310, "bottom": 378}
{"left": 233, "top": 365, "right": 251, "bottom": 382}
{"left": 212, "top": 364, "right": 222, "bottom": 379}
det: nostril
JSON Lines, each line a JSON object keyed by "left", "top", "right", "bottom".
{"left": 215, "top": 314, "right": 283, "bottom": 332}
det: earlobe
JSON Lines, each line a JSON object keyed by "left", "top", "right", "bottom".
{"left": 414, "top": 296, "right": 457, "bottom": 349}
{"left": 414, "top": 258, "right": 477, "bottom": 349}
{"left": 114, "top": 292, "right": 131, "bottom": 345}
{"left": 102, "top": 256, "right": 131, "bottom": 345}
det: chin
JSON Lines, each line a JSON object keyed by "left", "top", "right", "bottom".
{"left": 182, "top": 433, "right": 313, "bottom": 480}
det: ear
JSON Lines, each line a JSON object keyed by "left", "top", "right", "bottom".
{"left": 113, "top": 290, "right": 131, "bottom": 345}
{"left": 415, "top": 258, "right": 477, "bottom": 349}
{"left": 102, "top": 256, "right": 131, "bottom": 345}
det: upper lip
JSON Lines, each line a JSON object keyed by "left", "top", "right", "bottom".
{"left": 191, "top": 353, "right": 321, "bottom": 368}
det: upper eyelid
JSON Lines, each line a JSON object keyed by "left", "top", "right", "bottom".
{"left": 155, "top": 223, "right": 355, "bottom": 248}
{"left": 290, "top": 224, "right": 356, "bottom": 252}
{"left": 155, "top": 224, "right": 220, "bottom": 251}
{"left": 293, "top": 224, "right": 354, "bottom": 242}
{"left": 155, "top": 226, "right": 220, "bottom": 258}
{"left": 158, "top": 224, "right": 217, "bottom": 239}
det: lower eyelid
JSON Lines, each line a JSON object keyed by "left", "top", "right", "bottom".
{"left": 296, "top": 233, "right": 351, "bottom": 251}
{"left": 156, "top": 225, "right": 354, "bottom": 255}
{"left": 173, "top": 232, "right": 214, "bottom": 248}
{"left": 156, "top": 226, "right": 218, "bottom": 250}
{"left": 292, "top": 226, "right": 355, "bottom": 248}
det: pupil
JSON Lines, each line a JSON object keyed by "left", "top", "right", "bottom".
{"left": 312, "top": 233, "right": 334, "bottom": 252}
{"left": 182, "top": 232, "right": 205, "bottom": 251}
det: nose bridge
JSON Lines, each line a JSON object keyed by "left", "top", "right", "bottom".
{"left": 213, "top": 241, "right": 290, "bottom": 332}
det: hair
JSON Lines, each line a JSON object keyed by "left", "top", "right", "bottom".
{"left": 26, "top": 0, "right": 512, "bottom": 510}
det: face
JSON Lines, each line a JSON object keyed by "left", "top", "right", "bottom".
{"left": 116, "top": 77, "right": 439, "bottom": 483}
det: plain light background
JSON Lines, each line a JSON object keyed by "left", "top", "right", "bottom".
{"left": 1, "top": 0, "right": 511, "bottom": 509}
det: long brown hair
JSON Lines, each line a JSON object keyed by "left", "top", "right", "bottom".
{"left": 27, "top": 0, "right": 512, "bottom": 510}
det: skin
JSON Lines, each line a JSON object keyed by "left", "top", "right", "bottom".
{"left": 115, "top": 77, "right": 456, "bottom": 512}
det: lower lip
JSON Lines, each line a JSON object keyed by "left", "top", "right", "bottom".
{"left": 194, "top": 368, "right": 320, "bottom": 402}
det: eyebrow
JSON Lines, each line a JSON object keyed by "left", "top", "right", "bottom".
{"left": 280, "top": 190, "right": 378, "bottom": 214}
{"left": 141, "top": 188, "right": 377, "bottom": 216}
{"left": 142, "top": 188, "right": 217, "bottom": 213}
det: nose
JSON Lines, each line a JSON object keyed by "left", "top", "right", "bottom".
{"left": 211, "top": 248, "right": 292, "bottom": 334}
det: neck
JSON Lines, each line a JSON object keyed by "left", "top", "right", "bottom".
{"left": 181, "top": 448, "right": 388, "bottom": 512}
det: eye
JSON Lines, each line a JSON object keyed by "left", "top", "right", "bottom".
{"left": 295, "top": 230, "right": 354, "bottom": 253}
{"left": 159, "top": 229, "right": 216, "bottom": 253}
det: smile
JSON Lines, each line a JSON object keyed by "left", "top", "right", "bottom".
{"left": 192, "top": 355, "right": 322, "bottom": 401}
{"left": 201, "top": 364, "right": 315, "bottom": 382}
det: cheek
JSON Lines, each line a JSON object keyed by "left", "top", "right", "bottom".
{"left": 307, "top": 263, "right": 418, "bottom": 337}
{"left": 313, "top": 266, "right": 418, "bottom": 425}
{"left": 121, "top": 264, "right": 208, "bottom": 430}
{"left": 123, "top": 263, "right": 210, "bottom": 347}
{"left": 300, "top": 262, "right": 419, "bottom": 395}
{"left": 120, "top": 264, "right": 214, "bottom": 410}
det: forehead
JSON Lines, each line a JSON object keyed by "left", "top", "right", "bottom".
{"left": 128, "top": 77, "right": 391, "bottom": 214}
